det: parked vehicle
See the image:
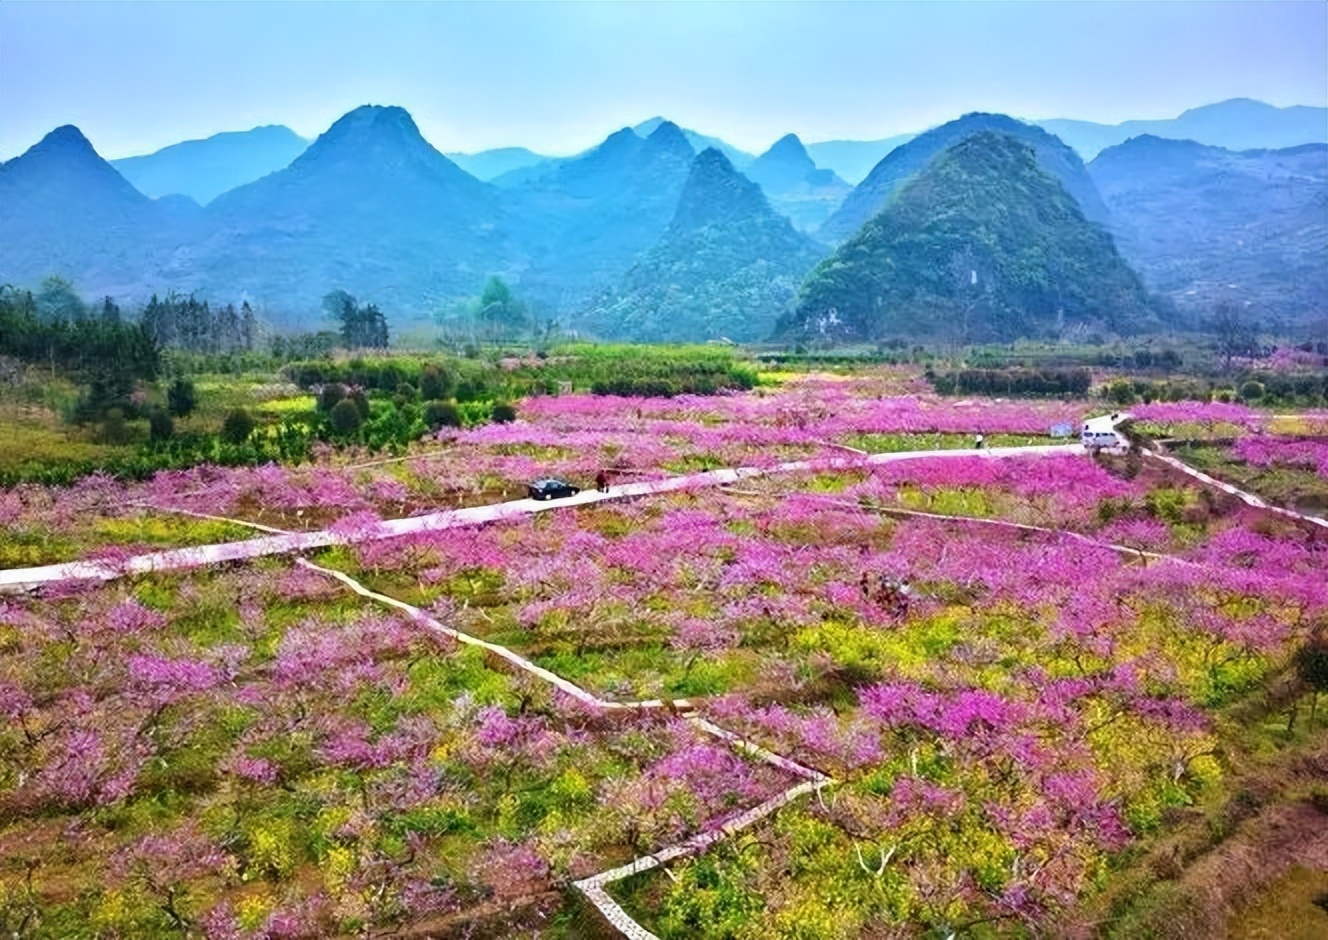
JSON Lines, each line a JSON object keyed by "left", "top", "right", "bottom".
{"left": 527, "top": 478, "right": 580, "bottom": 501}
{"left": 1081, "top": 428, "right": 1121, "bottom": 449}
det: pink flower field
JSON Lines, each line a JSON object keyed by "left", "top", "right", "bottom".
{"left": 2, "top": 375, "right": 1326, "bottom": 939}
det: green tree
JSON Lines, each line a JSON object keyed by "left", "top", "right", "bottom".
{"left": 420, "top": 364, "right": 453, "bottom": 400}
{"left": 220, "top": 408, "right": 256, "bottom": 445}
{"left": 167, "top": 378, "right": 198, "bottom": 418}
{"left": 35, "top": 276, "right": 85, "bottom": 322}
{"left": 476, "top": 276, "right": 528, "bottom": 335}
{"left": 329, "top": 398, "right": 365, "bottom": 436}
{"left": 324, "top": 290, "right": 389, "bottom": 349}
{"left": 148, "top": 408, "right": 175, "bottom": 443}
{"left": 317, "top": 383, "right": 347, "bottom": 413}
{"left": 423, "top": 400, "right": 462, "bottom": 430}
{"left": 1296, "top": 630, "right": 1328, "bottom": 728}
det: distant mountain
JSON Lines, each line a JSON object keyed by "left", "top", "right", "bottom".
{"left": 745, "top": 134, "right": 851, "bottom": 232}
{"left": 177, "top": 105, "right": 505, "bottom": 322}
{"left": 445, "top": 147, "right": 549, "bottom": 182}
{"left": 819, "top": 113, "right": 1110, "bottom": 244}
{"left": 1089, "top": 135, "right": 1328, "bottom": 327}
{"left": 1039, "top": 99, "right": 1328, "bottom": 161}
{"left": 508, "top": 121, "right": 697, "bottom": 311}
{"left": 110, "top": 125, "right": 308, "bottom": 204}
{"left": 0, "top": 125, "right": 196, "bottom": 296}
{"left": 805, "top": 135, "right": 915, "bottom": 185}
{"left": 584, "top": 148, "right": 826, "bottom": 342}
{"left": 785, "top": 133, "right": 1159, "bottom": 343}
{"left": 633, "top": 117, "right": 754, "bottom": 169}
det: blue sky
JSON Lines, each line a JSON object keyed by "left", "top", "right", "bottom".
{"left": 2, "top": 1, "right": 1325, "bottom": 160}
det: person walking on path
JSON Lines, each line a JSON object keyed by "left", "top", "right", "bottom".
{"left": 595, "top": 470, "right": 609, "bottom": 493}
{"left": 975, "top": 434, "right": 985, "bottom": 450}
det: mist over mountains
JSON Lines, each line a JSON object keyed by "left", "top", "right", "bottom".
{"left": 1, "top": 97, "right": 1324, "bottom": 340}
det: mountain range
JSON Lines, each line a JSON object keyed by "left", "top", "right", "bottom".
{"left": 109, "top": 125, "right": 309, "bottom": 205}
{"left": 1039, "top": 99, "right": 1328, "bottom": 161}
{"left": 87, "top": 98, "right": 1327, "bottom": 202}
{"left": 745, "top": 134, "right": 851, "bottom": 232}
{"left": 2, "top": 98, "right": 1325, "bottom": 339}
{"left": 786, "top": 133, "right": 1161, "bottom": 343}
{"left": 1088, "top": 135, "right": 1328, "bottom": 323}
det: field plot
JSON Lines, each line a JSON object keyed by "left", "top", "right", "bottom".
{"left": 0, "top": 375, "right": 1085, "bottom": 567}
{"left": 0, "top": 558, "right": 799, "bottom": 938}
{"left": 1132, "top": 402, "right": 1328, "bottom": 517}
{"left": 3, "top": 382, "right": 1326, "bottom": 939}
{"left": 309, "top": 451, "right": 1326, "bottom": 937}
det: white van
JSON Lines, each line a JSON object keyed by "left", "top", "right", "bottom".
{"left": 1082, "top": 427, "right": 1120, "bottom": 449}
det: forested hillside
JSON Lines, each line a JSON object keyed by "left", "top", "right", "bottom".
{"left": 583, "top": 149, "right": 826, "bottom": 342}
{"left": 785, "top": 133, "right": 1160, "bottom": 343}
{"left": 820, "top": 113, "right": 1110, "bottom": 243}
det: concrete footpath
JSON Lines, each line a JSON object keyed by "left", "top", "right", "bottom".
{"left": 0, "top": 443, "right": 1081, "bottom": 593}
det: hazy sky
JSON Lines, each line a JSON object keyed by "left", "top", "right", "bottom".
{"left": 2, "top": 1, "right": 1325, "bottom": 160}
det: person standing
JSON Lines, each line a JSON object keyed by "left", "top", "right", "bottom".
{"left": 595, "top": 470, "right": 609, "bottom": 493}
{"left": 975, "top": 434, "right": 985, "bottom": 449}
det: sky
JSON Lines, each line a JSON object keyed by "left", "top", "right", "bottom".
{"left": 1, "top": 1, "right": 1325, "bottom": 161}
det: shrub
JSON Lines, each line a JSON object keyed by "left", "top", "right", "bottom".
{"left": 394, "top": 382, "right": 418, "bottom": 403}
{"left": 317, "top": 383, "right": 346, "bottom": 413}
{"left": 1105, "top": 379, "right": 1137, "bottom": 406}
{"left": 420, "top": 364, "right": 453, "bottom": 401}
{"left": 329, "top": 398, "right": 365, "bottom": 436}
{"left": 1238, "top": 380, "right": 1265, "bottom": 403}
{"left": 491, "top": 401, "right": 517, "bottom": 424}
{"left": 220, "top": 408, "right": 256, "bottom": 445}
{"left": 423, "top": 400, "right": 462, "bottom": 430}
{"left": 148, "top": 408, "right": 175, "bottom": 443}
{"left": 98, "top": 407, "right": 132, "bottom": 445}
{"left": 348, "top": 389, "right": 370, "bottom": 419}
{"left": 166, "top": 378, "right": 198, "bottom": 418}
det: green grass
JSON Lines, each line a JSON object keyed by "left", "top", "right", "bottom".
{"left": 1227, "top": 866, "right": 1328, "bottom": 940}
{"left": 846, "top": 431, "right": 1051, "bottom": 453}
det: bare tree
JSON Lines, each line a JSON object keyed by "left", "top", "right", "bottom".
{"left": 1210, "top": 301, "right": 1257, "bottom": 372}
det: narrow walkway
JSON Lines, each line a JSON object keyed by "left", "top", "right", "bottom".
{"left": 1142, "top": 448, "right": 1328, "bottom": 530}
{"left": 0, "top": 443, "right": 1081, "bottom": 593}
{"left": 294, "top": 558, "right": 832, "bottom": 939}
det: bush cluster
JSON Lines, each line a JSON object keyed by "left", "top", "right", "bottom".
{"left": 927, "top": 368, "right": 1092, "bottom": 398}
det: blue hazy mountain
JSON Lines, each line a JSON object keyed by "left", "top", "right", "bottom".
{"left": 110, "top": 125, "right": 308, "bottom": 204}
{"left": 820, "top": 113, "right": 1111, "bottom": 244}
{"left": 4, "top": 101, "right": 1322, "bottom": 337}
{"left": 745, "top": 134, "right": 851, "bottom": 232}
{"left": 805, "top": 135, "right": 915, "bottom": 185}
{"left": 1089, "top": 135, "right": 1328, "bottom": 326}
{"left": 787, "top": 133, "right": 1159, "bottom": 343}
{"left": 508, "top": 121, "right": 698, "bottom": 311}
{"left": 445, "top": 147, "right": 550, "bottom": 181}
{"left": 633, "top": 117, "right": 754, "bottom": 169}
{"left": 1039, "top": 99, "right": 1328, "bottom": 161}
{"left": 0, "top": 125, "right": 199, "bottom": 296}
{"left": 179, "top": 105, "right": 506, "bottom": 323}
{"left": 583, "top": 147, "right": 826, "bottom": 342}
